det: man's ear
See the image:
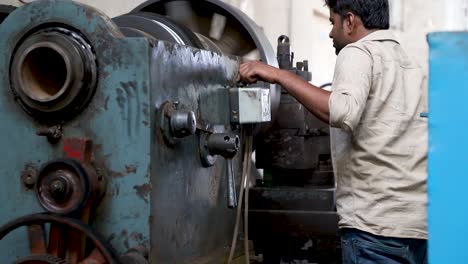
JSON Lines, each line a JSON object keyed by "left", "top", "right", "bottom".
{"left": 343, "top": 12, "right": 356, "bottom": 34}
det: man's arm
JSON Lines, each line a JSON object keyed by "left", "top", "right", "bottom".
{"left": 238, "top": 61, "right": 331, "bottom": 124}
{"left": 239, "top": 46, "right": 372, "bottom": 131}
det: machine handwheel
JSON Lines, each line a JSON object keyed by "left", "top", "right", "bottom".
{"left": 14, "top": 254, "right": 67, "bottom": 264}
{"left": 0, "top": 213, "right": 118, "bottom": 264}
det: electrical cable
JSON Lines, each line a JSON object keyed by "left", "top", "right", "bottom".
{"left": 319, "top": 82, "right": 332, "bottom": 89}
{"left": 244, "top": 136, "right": 253, "bottom": 264}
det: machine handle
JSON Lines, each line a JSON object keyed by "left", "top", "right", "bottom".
{"left": 227, "top": 158, "right": 237, "bottom": 208}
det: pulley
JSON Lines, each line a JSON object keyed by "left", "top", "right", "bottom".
{"left": 35, "top": 159, "right": 93, "bottom": 215}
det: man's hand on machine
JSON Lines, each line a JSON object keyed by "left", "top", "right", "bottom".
{"left": 237, "top": 61, "right": 280, "bottom": 85}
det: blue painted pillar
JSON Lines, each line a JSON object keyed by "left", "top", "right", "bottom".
{"left": 428, "top": 32, "right": 468, "bottom": 263}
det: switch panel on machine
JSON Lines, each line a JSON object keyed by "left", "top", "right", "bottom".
{"left": 230, "top": 87, "right": 271, "bottom": 124}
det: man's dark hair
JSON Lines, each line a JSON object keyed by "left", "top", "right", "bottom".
{"left": 325, "top": 0, "right": 390, "bottom": 30}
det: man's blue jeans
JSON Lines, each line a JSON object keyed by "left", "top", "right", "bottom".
{"left": 341, "top": 228, "right": 428, "bottom": 264}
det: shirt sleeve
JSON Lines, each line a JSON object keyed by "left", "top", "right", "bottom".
{"left": 329, "top": 45, "right": 372, "bottom": 132}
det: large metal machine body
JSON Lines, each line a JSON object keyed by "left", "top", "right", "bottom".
{"left": 0, "top": 1, "right": 265, "bottom": 262}
{"left": 0, "top": 0, "right": 338, "bottom": 263}
{"left": 427, "top": 32, "right": 468, "bottom": 264}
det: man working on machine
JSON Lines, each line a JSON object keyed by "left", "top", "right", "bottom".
{"left": 237, "top": 0, "right": 428, "bottom": 263}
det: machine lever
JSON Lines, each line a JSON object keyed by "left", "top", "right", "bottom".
{"left": 227, "top": 158, "right": 237, "bottom": 208}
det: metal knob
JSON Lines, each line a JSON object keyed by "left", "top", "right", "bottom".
{"left": 199, "top": 133, "right": 240, "bottom": 208}
{"left": 170, "top": 110, "right": 197, "bottom": 138}
{"left": 206, "top": 134, "right": 239, "bottom": 159}
{"left": 200, "top": 133, "right": 240, "bottom": 167}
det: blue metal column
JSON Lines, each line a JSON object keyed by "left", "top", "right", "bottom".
{"left": 0, "top": 2, "right": 152, "bottom": 260}
{"left": 428, "top": 32, "right": 468, "bottom": 263}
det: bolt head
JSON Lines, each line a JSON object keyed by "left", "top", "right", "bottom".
{"left": 22, "top": 167, "right": 37, "bottom": 189}
{"left": 48, "top": 178, "right": 68, "bottom": 199}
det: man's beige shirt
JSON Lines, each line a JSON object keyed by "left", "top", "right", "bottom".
{"left": 329, "top": 30, "right": 428, "bottom": 239}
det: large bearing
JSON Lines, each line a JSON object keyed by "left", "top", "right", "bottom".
{"left": 10, "top": 27, "right": 97, "bottom": 121}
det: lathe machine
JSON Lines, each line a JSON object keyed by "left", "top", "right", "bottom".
{"left": 0, "top": 1, "right": 337, "bottom": 263}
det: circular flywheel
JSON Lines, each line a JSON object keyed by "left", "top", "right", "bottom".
{"left": 14, "top": 254, "right": 67, "bottom": 264}
{"left": 0, "top": 213, "right": 118, "bottom": 264}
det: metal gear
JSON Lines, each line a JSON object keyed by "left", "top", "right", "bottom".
{"left": 14, "top": 254, "right": 68, "bottom": 264}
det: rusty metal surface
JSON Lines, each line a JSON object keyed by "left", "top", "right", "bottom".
{"left": 0, "top": 1, "right": 255, "bottom": 262}
{"left": 48, "top": 224, "right": 66, "bottom": 257}
{"left": 0, "top": 1, "right": 152, "bottom": 260}
{"left": 149, "top": 41, "right": 242, "bottom": 263}
{"left": 28, "top": 224, "right": 47, "bottom": 255}
{"left": 63, "top": 138, "right": 93, "bottom": 164}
